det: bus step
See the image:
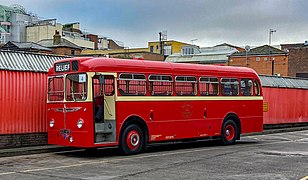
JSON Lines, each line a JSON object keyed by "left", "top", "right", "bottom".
{"left": 95, "top": 122, "right": 113, "bottom": 134}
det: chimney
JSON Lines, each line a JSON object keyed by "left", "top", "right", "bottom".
{"left": 53, "top": 30, "right": 61, "bottom": 45}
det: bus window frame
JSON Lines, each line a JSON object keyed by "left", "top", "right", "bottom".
{"left": 240, "top": 78, "right": 253, "bottom": 96}
{"left": 48, "top": 75, "right": 65, "bottom": 102}
{"left": 65, "top": 73, "right": 88, "bottom": 102}
{"left": 175, "top": 75, "right": 197, "bottom": 96}
{"left": 148, "top": 74, "right": 173, "bottom": 96}
{"left": 199, "top": 76, "right": 219, "bottom": 96}
{"left": 118, "top": 73, "right": 147, "bottom": 96}
{"left": 221, "top": 78, "right": 239, "bottom": 96}
{"left": 254, "top": 80, "right": 261, "bottom": 96}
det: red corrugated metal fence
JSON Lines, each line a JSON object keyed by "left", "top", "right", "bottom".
{"left": 0, "top": 70, "right": 48, "bottom": 134}
{"left": 263, "top": 87, "right": 308, "bottom": 124}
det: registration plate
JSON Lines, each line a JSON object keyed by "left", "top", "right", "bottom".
{"left": 60, "top": 129, "right": 71, "bottom": 135}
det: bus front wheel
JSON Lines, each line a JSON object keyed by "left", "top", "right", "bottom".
{"left": 119, "top": 124, "right": 144, "bottom": 155}
{"left": 221, "top": 119, "right": 238, "bottom": 145}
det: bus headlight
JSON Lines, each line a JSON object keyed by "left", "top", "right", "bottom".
{"left": 50, "top": 119, "right": 55, "bottom": 128}
{"left": 77, "top": 119, "right": 84, "bottom": 129}
{"left": 69, "top": 136, "right": 73, "bottom": 143}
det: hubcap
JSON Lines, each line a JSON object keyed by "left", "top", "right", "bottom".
{"left": 225, "top": 124, "right": 235, "bottom": 141}
{"left": 126, "top": 130, "right": 140, "bottom": 150}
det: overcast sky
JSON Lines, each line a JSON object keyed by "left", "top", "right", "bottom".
{"left": 1, "top": 0, "right": 308, "bottom": 48}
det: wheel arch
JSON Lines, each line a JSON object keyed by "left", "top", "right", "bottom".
{"left": 223, "top": 113, "right": 241, "bottom": 139}
{"left": 119, "top": 115, "right": 149, "bottom": 145}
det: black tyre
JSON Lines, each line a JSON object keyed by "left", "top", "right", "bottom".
{"left": 221, "top": 119, "right": 238, "bottom": 145}
{"left": 119, "top": 124, "right": 144, "bottom": 155}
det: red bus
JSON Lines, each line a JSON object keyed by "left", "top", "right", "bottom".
{"left": 47, "top": 57, "right": 263, "bottom": 155}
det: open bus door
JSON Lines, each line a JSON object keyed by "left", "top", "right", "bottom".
{"left": 92, "top": 74, "right": 116, "bottom": 143}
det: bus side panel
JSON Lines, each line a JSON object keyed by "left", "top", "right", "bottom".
{"left": 238, "top": 100, "right": 263, "bottom": 133}
{"left": 116, "top": 99, "right": 263, "bottom": 142}
{"left": 48, "top": 102, "right": 95, "bottom": 147}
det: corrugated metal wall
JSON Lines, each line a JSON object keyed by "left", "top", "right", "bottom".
{"left": 263, "top": 87, "right": 308, "bottom": 124}
{"left": 0, "top": 51, "right": 64, "bottom": 135}
{"left": 0, "top": 70, "right": 48, "bottom": 134}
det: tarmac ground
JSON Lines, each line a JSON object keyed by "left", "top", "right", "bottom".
{"left": 0, "top": 127, "right": 307, "bottom": 180}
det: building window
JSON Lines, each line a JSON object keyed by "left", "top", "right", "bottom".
{"left": 264, "top": 57, "right": 268, "bottom": 61}
{"left": 164, "top": 45, "right": 172, "bottom": 55}
{"left": 256, "top": 57, "right": 260, "bottom": 61}
{"left": 156, "top": 45, "right": 159, "bottom": 50}
{"left": 71, "top": 50, "right": 75, "bottom": 55}
{"left": 150, "top": 46, "right": 154, "bottom": 53}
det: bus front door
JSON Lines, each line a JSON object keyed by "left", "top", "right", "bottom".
{"left": 92, "top": 74, "right": 116, "bottom": 143}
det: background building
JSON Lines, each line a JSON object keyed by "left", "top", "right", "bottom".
{"left": 229, "top": 45, "right": 288, "bottom": 76}
{"left": 166, "top": 43, "right": 242, "bottom": 64}
{"left": 148, "top": 40, "right": 191, "bottom": 56}
{"left": 281, "top": 42, "right": 308, "bottom": 78}
{"left": 0, "top": 4, "right": 39, "bottom": 44}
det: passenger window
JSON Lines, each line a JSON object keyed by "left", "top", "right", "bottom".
{"left": 240, "top": 79, "right": 253, "bottom": 96}
{"left": 92, "top": 75, "right": 115, "bottom": 97}
{"left": 175, "top": 76, "right": 197, "bottom": 96}
{"left": 149, "top": 75, "right": 173, "bottom": 96}
{"left": 199, "top": 77, "right": 219, "bottom": 96}
{"left": 118, "top": 73, "right": 146, "bottom": 96}
{"left": 254, "top": 80, "right": 261, "bottom": 96}
{"left": 221, "top": 78, "right": 239, "bottom": 96}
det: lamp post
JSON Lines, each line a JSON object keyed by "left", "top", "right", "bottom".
{"left": 269, "top": 29, "right": 276, "bottom": 46}
{"left": 245, "top": 45, "right": 250, "bottom": 67}
{"left": 269, "top": 29, "right": 276, "bottom": 75}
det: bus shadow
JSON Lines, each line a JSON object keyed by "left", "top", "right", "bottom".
{"left": 56, "top": 139, "right": 258, "bottom": 158}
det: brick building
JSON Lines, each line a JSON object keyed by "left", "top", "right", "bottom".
{"left": 229, "top": 45, "right": 288, "bottom": 76}
{"left": 281, "top": 43, "right": 308, "bottom": 78}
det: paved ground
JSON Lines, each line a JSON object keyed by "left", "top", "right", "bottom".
{"left": 0, "top": 130, "right": 307, "bottom": 180}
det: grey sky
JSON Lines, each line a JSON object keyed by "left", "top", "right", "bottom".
{"left": 1, "top": 0, "right": 308, "bottom": 48}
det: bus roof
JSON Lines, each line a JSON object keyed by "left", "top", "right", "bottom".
{"left": 49, "top": 57, "right": 259, "bottom": 78}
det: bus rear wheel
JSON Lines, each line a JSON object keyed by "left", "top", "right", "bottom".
{"left": 221, "top": 119, "right": 238, "bottom": 145}
{"left": 119, "top": 124, "right": 144, "bottom": 155}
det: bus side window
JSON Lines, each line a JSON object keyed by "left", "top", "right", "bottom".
{"left": 149, "top": 75, "right": 173, "bottom": 96}
{"left": 241, "top": 79, "right": 253, "bottom": 96}
{"left": 254, "top": 80, "right": 261, "bottom": 96}
{"left": 118, "top": 73, "right": 146, "bottom": 96}
{"left": 199, "top": 77, "right": 219, "bottom": 96}
{"left": 175, "top": 76, "right": 197, "bottom": 96}
{"left": 104, "top": 75, "right": 115, "bottom": 96}
{"left": 221, "top": 78, "right": 239, "bottom": 96}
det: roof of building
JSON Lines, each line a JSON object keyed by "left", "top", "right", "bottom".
{"left": 260, "top": 75, "right": 308, "bottom": 89}
{"left": 166, "top": 45, "right": 238, "bottom": 64}
{"left": 0, "top": 50, "right": 66, "bottom": 72}
{"left": 215, "top": 43, "right": 245, "bottom": 51}
{"left": 231, "top": 45, "right": 287, "bottom": 56}
{"left": 148, "top": 40, "right": 191, "bottom": 45}
{"left": 37, "top": 38, "right": 83, "bottom": 50}
{"left": 1, "top": 41, "right": 53, "bottom": 52}
{"left": 281, "top": 42, "right": 308, "bottom": 49}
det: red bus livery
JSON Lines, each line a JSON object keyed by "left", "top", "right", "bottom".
{"left": 47, "top": 57, "right": 263, "bottom": 155}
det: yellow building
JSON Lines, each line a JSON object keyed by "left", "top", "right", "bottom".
{"left": 148, "top": 40, "right": 191, "bottom": 55}
{"left": 82, "top": 40, "right": 191, "bottom": 57}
